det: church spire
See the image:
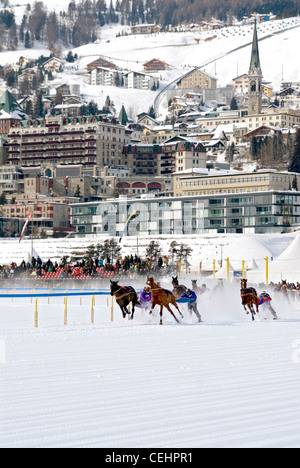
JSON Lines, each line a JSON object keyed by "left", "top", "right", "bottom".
{"left": 248, "top": 16, "right": 263, "bottom": 115}
{"left": 249, "top": 17, "right": 261, "bottom": 72}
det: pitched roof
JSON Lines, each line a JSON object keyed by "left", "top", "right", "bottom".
{"left": 0, "top": 90, "right": 27, "bottom": 120}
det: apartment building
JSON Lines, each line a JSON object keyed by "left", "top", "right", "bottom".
{"left": 141, "top": 125, "right": 175, "bottom": 144}
{"left": 124, "top": 71, "right": 159, "bottom": 90}
{"left": 90, "top": 68, "right": 159, "bottom": 91}
{"left": 70, "top": 190, "right": 300, "bottom": 236}
{"left": 123, "top": 139, "right": 207, "bottom": 177}
{"left": 7, "top": 115, "right": 128, "bottom": 169}
{"left": 0, "top": 165, "right": 23, "bottom": 195}
{"left": 90, "top": 67, "right": 121, "bottom": 87}
{"left": 2, "top": 198, "right": 70, "bottom": 233}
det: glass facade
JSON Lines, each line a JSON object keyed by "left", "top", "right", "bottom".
{"left": 71, "top": 191, "right": 300, "bottom": 236}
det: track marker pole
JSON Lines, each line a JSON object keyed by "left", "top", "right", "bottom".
{"left": 111, "top": 296, "right": 114, "bottom": 322}
{"left": 35, "top": 298, "right": 38, "bottom": 328}
{"left": 64, "top": 297, "right": 68, "bottom": 325}
{"left": 91, "top": 295, "right": 95, "bottom": 324}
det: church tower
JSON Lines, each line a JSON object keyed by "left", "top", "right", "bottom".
{"left": 248, "top": 17, "right": 263, "bottom": 115}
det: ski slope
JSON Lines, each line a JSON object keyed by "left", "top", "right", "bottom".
{"left": 1, "top": 285, "right": 300, "bottom": 448}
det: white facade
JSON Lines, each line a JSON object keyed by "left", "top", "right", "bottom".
{"left": 124, "top": 71, "right": 159, "bottom": 90}
{"left": 90, "top": 67, "right": 119, "bottom": 87}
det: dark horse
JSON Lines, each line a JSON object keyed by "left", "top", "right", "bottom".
{"left": 240, "top": 278, "right": 260, "bottom": 321}
{"left": 110, "top": 280, "right": 139, "bottom": 320}
{"left": 146, "top": 277, "right": 183, "bottom": 325}
{"left": 172, "top": 276, "right": 202, "bottom": 322}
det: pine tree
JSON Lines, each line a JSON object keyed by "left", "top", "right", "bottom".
{"left": 289, "top": 129, "right": 300, "bottom": 173}
{"left": 176, "top": 243, "right": 192, "bottom": 272}
{"left": 230, "top": 96, "right": 238, "bottom": 110}
{"left": 292, "top": 175, "right": 298, "bottom": 191}
{"left": 146, "top": 241, "right": 162, "bottom": 262}
{"left": 33, "top": 92, "right": 43, "bottom": 118}
{"left": 101, "top": 239, "right": 122, "bottom": 264}
{"left": 24, "top": 30, "right": 32, "bottom": 48}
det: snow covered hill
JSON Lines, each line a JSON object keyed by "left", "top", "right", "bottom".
{"left": 0, "top": 1, "right": 299, "bottom": 118}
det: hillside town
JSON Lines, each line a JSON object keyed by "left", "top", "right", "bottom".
{"left": 0, "top": 12, "right": 299, "bottom": 239}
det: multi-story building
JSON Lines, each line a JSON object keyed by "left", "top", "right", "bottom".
{"left": 90, "top": 68, "right": 159, "bottom": 91}
{"left": 7, "top": 115, "right": 128, "bottom": 169}
{"left": 173, "top": 168, "right": 300, "bottom": 198}
{"left": 176, "top": 68, "right": 218, "bottom": 91}
{"left": 42, "top": 57, "right": 64, "bottom": 73}
{"left": 143, "top": 59, "right": 169, "bottom": 72}
{"left": 0, "top": 165, "right": 24, "bottom": 195}
{"left": 2, "top": 198, "right": 71, "bottom": 234}
{"left": 124, "top": 71, "right": 159, "bottom": 90}
{"left": 276, "top": 88, "right": 300, "bottom": 109}
{"left": 141, "top": 125, "right": 175, "bottom": 144}
{"left": 90, "top": 67, "right": 120, "bottom": 87}
{"left": 281, "top": 81, "right": 300, "bottom": 92}
{"left": 194, "top": 109, "right": 300, "bottom": 131}
{"left": 70, "top": 189, "right": 300, "bottom": 236}
{"left": 123, "top": 139, "right": 207, "bottom": 177}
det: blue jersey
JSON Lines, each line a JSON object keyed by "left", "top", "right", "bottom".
{"left": 258, "top": 294, "right": 272, "bottom": 306}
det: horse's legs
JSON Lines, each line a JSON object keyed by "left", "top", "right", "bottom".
{"left": 120, "top": 306, "right": 126, "bottom": 319}
{"left": 160, "top": 305, "right": 163, "bottom": 325}
{"left": 249, "top": 304, "right": 256, "bottom": 321}
{"left": 150, "top": 298, "right": 158, "bottom": 315}
{"left": 171, "top": 296, "right": 183, "bottom": 318}
{"left": 131, "top": 298, "right": 136, "bottom": 320}
{"left": 165, "top": 303, "right": 180, "bottom": 323}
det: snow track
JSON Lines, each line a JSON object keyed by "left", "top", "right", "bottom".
{"left": 1, "top": 292, "right": 300, "bottom": 448}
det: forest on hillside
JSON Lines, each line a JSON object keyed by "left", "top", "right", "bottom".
{"left": 0, "top": 0, "right": 299, "bottom": 50}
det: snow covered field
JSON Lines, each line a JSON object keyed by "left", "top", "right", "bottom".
{"left": 1, "top": 282, "right": 300, "bottom": 448}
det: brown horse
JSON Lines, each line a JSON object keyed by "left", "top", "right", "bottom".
{"left": 240, "top": 278, "right": 260, "bottom": 321}
{"left": 146, "top": 277, "right": 183, "bottom": 325}
{"left": 110, "top": 280, "right": 139, "bottom": 320}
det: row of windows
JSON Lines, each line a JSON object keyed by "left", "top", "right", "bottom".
{"left": 182, "top": 176, "right": 270, "bottom": 187}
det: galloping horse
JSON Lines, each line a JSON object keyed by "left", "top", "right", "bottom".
{"left": 172, "top": 276, "right": 202, "bottom": 322}
{"left": 146, "top": 277, "right": 183, "bottom": 325}
{"left": 110, "top": 280, "right": 140, "bottom": 320}
{"left": 240, "top": 278, "right": 260, "bottom": 321}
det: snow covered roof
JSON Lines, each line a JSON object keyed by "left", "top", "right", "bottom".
{"left": 173, "top": 167, "right": 234, "bottom": 176}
